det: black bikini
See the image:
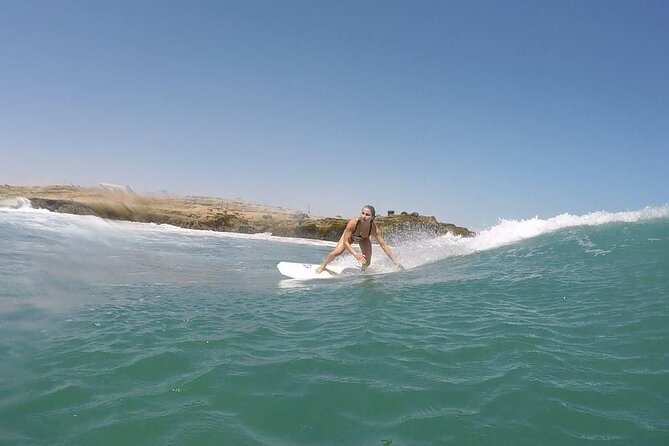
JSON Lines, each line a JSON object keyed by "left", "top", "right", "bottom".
{"left": 351, "top": 219, "right": 373, "bottom": 242}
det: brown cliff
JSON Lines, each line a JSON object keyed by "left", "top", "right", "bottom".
{"left": 0, "top": 185, "right": 474, "bottom": 241}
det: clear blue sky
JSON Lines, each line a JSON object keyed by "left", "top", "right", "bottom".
{"left": 1, "top": 0, "right": 667, "bottom": 229}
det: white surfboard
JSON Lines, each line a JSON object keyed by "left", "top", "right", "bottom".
{"left": 277, "top": 262, "right": 363, "bottom": 280}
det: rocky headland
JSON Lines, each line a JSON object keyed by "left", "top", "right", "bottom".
{"left": 0, "top": 185, "right": 474, "bottom": 242}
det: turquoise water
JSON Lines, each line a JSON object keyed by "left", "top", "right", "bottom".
{"left": 1, "top": 203, "right": 668, "bottom": 445}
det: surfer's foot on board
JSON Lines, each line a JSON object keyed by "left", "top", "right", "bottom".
{"left": 315, "top": 265, "right": 325, "bottom": 274}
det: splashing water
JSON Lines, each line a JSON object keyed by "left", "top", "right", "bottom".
{"left": 389, "top": 205, "right": 669, "bottom": 271}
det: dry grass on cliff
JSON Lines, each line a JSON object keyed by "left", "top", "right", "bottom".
{"left": 0, "top": 185, "right": 304, "bottom": 226}
{"left": 1, "top": 185, "right": 473, "bottom": 240}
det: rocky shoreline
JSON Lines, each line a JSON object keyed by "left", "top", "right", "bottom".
{"left": 0, "top": 185, "right": 474, "bottom": 242}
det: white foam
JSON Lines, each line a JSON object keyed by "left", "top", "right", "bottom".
{"left": 0, "top": 196, "right": 34, "bottom": 209}
{"left": 466, "top": 205, "right": 668, "bottom": 252}
{"left": 395, "top": 205, "right": 669, "bottom": 269}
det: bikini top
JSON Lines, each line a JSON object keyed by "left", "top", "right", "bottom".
{"left": 351, "top": 218, "right": 373, "bottom": 242}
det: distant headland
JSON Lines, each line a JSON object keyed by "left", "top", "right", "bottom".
{"left": 0, "top": 185, "right": 474, "bottom": 242}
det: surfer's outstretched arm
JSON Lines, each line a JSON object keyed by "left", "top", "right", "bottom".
{"left": 373, "top": 224, "right": 404, "bottom": 270}
{"left": 316, "top": 218, "right": 365, "bottom": 273}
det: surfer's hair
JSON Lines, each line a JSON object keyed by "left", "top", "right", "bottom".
{"left": 363, "top": 205, "right": 376, "bottom": 218}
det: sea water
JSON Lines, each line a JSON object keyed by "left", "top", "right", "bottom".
{"left": 1, "top": 200, "right": 668, "bottom": 445}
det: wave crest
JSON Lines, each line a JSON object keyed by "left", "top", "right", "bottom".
{"left": 396, "top": 205, "right": 669, "bottom": 269}
{"left": 0, "top": 196, "right": 33, "bottom": 209}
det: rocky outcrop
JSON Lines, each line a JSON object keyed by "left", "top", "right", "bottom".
{"left": 1, "top": 185, "right": 474, "bottom": 241}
